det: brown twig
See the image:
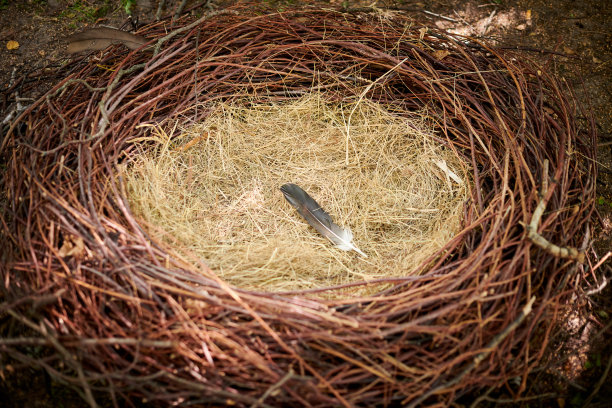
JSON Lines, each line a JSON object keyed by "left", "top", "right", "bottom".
{"left": 524, "top": 159, "right": 586, "bottom": 263}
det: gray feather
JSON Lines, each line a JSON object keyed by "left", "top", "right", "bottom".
{"left": 66, "top": 27, "right": 148, "bottom": 54}
{"left": 280, "top": 183, "right": 367, "bottom": 257}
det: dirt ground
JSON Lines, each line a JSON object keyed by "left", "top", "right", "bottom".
{"left": 1, "top": 0, "right": 610, "bottom": 407}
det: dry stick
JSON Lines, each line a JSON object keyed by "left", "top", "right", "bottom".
{"left": 523, "top": 159, "right": 585, "bottom": 262}
{"left": 476, "top": 392, "right": 558, "bottom": 406}
{"left": 422, "top": 10, "right": 458, "bottom": 22}
{"left": 584, "top": 251, "right": 611, "bottom": 295}
{"left": 251, "top": 369, "right": 296, "bottom": 408}
{"left": 155, "top": 0, "right": 166, "bottom": 21}
{"left": 0, "top": 337, "right": 175, "bottom": 347}
{"left": 586, "top": 276, "right": 609, "bottom": 296}
{"left": 481, "top": 10, "right": 497, "bottom": 36}
{"left": 1, "top": 67, "right": 28, "bottom": 125}
{"left": 174, "top": 0, "right": 188, "bottom": 20}
{"left": 468, "top": 386, "right": 495, "bottom": 408}
{"left": 406, "top": 296, "right": 536, "bottom": 408}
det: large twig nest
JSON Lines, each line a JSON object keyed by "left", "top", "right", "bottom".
{"left": 0, "top": 6, "right": 597, "bottom": 407}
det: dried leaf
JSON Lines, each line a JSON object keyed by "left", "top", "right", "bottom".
{"left": 525, "top": 9, "right": 532, "bottom": 20}
{"left": 58, "top": 235, "right": 87, "bottom": 259}
{"left": 562, "top": 46, "right": 576, "bottom": 55}
{"left": 418, "top": 27, "right": 427, "bottom": 40}
{"left": 66, "top": 27, "right": 148, "bottom": 54}
{"left": 432, "top": 49, "right": 450, "bottom": 60}
{"left": 433, "top": 159, "right": 463, "bottom": 185}
{"left": 6, "top": 40, "right": 19, "bottom": 50}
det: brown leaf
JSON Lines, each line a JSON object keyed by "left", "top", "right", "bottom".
{"left": 66, "top": 27, "right": 148, "bottom": 54}
{"left": 418, "top": 27, "right": 427, "bottom": 40}
{"left": 432, "top": 49, "right": 450, "bottom": 60}
{"left": 562, "top": 46, "right": 576, "bottom": 55}
{"left": 58, "top": 235, "right": 87, "bottom": 259}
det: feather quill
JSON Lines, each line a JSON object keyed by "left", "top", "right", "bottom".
{"left": 66, "top": 27, "right": 148, "bottom": 54}
{"left": 280, "top": 183, "right": 367, "bottom": 257}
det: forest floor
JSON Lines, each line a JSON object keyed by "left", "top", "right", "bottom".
{"left": 1, "top": 0, "right": 610, "bottom": 407}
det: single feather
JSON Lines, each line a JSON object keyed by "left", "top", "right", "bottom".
{"left": 66, "top": 27, "right": 148, "bottom": 54}
{"left": 280, "top": 183, "right": 367, "bottom": 257}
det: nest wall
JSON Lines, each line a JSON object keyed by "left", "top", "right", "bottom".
{"left": 0, "top": 7, "right": 598, "bottom": 407}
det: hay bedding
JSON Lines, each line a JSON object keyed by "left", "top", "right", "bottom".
{"left": 0, "top": 6, "right": 597, "bottom": 408}
{"left": 125, "top": 95, "right": 468, "bottom": 295}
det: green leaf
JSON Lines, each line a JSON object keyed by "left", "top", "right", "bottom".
{"left": 570, "top": 393, "right": 584, "bottom": 406}
{"left": 123, "top": 0, "right": 136, "bottom": 15}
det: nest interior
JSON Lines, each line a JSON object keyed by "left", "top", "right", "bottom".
{"left": 124, "top": 94, "right": 469, "bottom": 295}
{"left": 0, "top": 7, "right": 597, "bottom": 408}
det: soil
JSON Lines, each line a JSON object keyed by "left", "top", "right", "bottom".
{"left": 1, "top": 0, "right": 610, "bottom": 407}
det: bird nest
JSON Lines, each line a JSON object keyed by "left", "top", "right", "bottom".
{"left": 0, "top": 7, "right": 598, "bottom": 407}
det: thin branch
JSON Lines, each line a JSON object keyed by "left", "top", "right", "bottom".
{"left": 524, "top": 159, "right": 586, "bottom": 262}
